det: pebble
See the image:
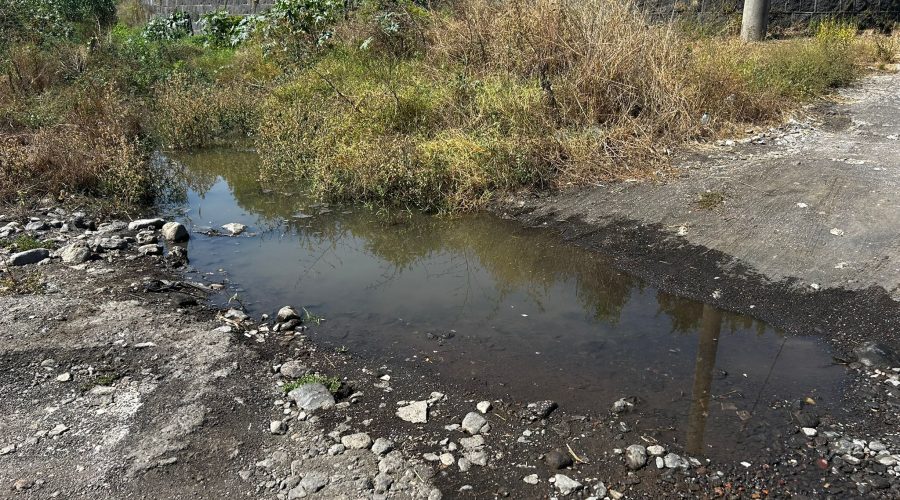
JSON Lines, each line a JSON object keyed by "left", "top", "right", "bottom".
{"left": 56, "top": 372, "right": 71, "bottom": 382}
{"left": 625, "top": 444, "right": 647, "bottom": 470}
{"left": 612, "top": 398, "right": 634, "bottom": 413}
{"left": 523, "top": 473, "right": 539, "bottom": 484}
{"left": 461, "top": 412, "right": 488, "bottom": 434}
{"left": 371, "top": 437, "right": 394, "bottom": 456}
{"left": 663, "top": 453, "right": 689, "bottom": 469}
{"left": 457, "top": 457, "right": 471, "bottom": 472}
{"left": 647, "top": 444, "right": 665, "bottom": 456}
{"left": 801, "top": 427, "right": 818, "bottom": 437}
{"left": 544, "top": 449, "right": 573, "bottom": 470}
{"left": 553, "top": 474, "right": 582, "bottom": 496}
{"left": 48, "top": 424, "right": 68, "bottom": 437}
{"left": 279, "top": 360, "right": 308, "bottom": 379}
{"left": 340, "top": 432, "right": 373, "bottom": 450}
{"left": 269, "top": 420, "right": 287, "bottom": 435}
{"left": 439, "top": 453, "right": 455, "bottom": 466}
{"left": 476, "top": 401, "right": 492, "bottom": 413}
{"left": 276, "top": 306, "right": 301, "bottom": 322}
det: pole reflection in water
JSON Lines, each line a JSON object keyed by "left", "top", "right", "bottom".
{"left": 686, "top": 304, "right": 723, "bottom": 456}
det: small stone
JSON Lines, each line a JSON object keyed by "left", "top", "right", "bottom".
{"left": 458, "top": 457, "right": 471, "bottom": 472}
{"left": 270, "top": 420, "right": 287, "bottom": 435}
{"left": 127, "top": 218, "right": 164, "bottom": 231}
{"left": 396, "top": 400, "right": 428, "bottom": 423}
{"left": 625, "top": 444, "right": 647, "bottom": 470}
{"left": 876, "top": 455, "right": 898, "bottom": 466}
{"left": 371, "top": 437, "right": 394, "bottom": 456}
{"left": 869, "top": 441, "right": 887, "bottom": 452}
{"left": 440, "top": 453, "right": 455, "bottom": 466}
{"left": 476, "top": 401, "right": 492, "bottom": 413}
{"left": 299, "top": 472, "right": 327, "bottom": 493}
{"left": 341, "top": 432, "right": 373, "bottom": 450}
{"left": 647, "top": 445, "right": 665, "bottom": 456}
{"left": 801, "top": 427, "right": 818, "bottom": 437}
{"left": 655, "top": 457, "right": 665, "bottom": 469}
{"left": 523, "top": 474, "right": 539, "bottom": 484}
{"left": 48, "top": 424, "right": 68, "bottom": 437}
{"left": 664, "top": 453, "right": 689, "bottom": 469}
{"left": 56, "top": 372, "right": 71, "bottom": 382}
{"left": 138, "top": 244, "right": 162, "bottom": 256}
{"left": 57, "top": 243, "right": 91, "bottom": 264}
{"left": 280, "top": 360, "right": 307, "bottom": 379}
{"left": 9, "top": 248, "right": 50, "bottom": 266}
{"left": 328, "top": 444, "right": 345, "bottom": 455}
{"left": 277, "top": 306, "right": 301, "bottom": 322}
{"left": 161, "top": 222, "right": 189, "bottom": 242}
{"left": 221, "top": 222, "right": 247, "bottom": 235}
{"left": 612, "top": 398, "right": 634, "bottom": 413}
{"left": 594, "top": 482, "right": 608, "bottom": 498}
{"left": 461, "top": 412, "right": 488, "bottom": 434}
{"left": 287, "top": 383, "right": 335, "bottom": 412}
{"left": 553, "top": 474, "right": 582, "bottom": 496}
{"left": 544, "top": 450, "right": 573, "bottom": 470}
{"left": 525, "top": 400, "right": 558, "bottom": 420}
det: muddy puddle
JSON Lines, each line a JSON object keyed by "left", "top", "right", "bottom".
{"left": 166, "top": 149, "right": 848, "bottom": 462}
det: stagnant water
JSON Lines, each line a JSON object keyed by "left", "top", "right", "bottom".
{"left": 167, "top": 149, "right": 846, "bottom": 461}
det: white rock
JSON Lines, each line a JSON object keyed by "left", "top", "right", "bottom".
{"left": 523, "top": 474, "right": 539, "bottom": 484}
{"left": 161, "top": 222, "right": 189, "bottom": 242}
{"left": 647, "top": 444, "right": 665, "bottom": 456}
{"left": 269, "top": 420, "right": 287, "bottom": 435}
{"left": 476, "top": 401, "right": 492, "bottom": 413}
{"left": 56, "top": 372, "right": 71, "bottom": 382}
{"left": 396, "top": 400, "right": 428, "bottom": 423}
{"left": 341, "top": 432, "right": 373, "bottom": 450}
{"left": 371, "top": 438, "right": 394, "bottom": 455}
{"left": 801, "top": 427, "right": 817, "bottom": 437}
{"left": 127, "top": 218, "right": 164, "bottom": 231}
{"left": 461, "top": 412, "right": 487, "bottom": 434}
{"left": 553, "top": 474, "right": 582, "bottom": 496}
{"left": 221, "top": 223, "right": 247, "bottom": 235}
{"left": 277, "top": 306, "right": 301, "bottom": 322}
{"left": 440, "top": 453, "right": 455, "bottom": 466}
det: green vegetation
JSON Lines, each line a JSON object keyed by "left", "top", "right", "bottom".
{"left": 6, "top": 234, "right": 47, "bottom": 251}
{"left": 283, "top": 374, "right": 342, "bottom": 394}
{"left": 0, "top": 0, "right": 891, "bottom": 211}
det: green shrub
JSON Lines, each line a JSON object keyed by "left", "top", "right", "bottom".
{"left": 200, "top": 10, "right": 244, "bottom": 47}
{"left": 143, "top": 11, "right": 193, "bottom": 41}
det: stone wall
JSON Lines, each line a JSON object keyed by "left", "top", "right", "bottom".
{"left": 142, "top": 0, "right": 899, "bottom": 27}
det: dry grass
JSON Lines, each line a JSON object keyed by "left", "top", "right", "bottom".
{"left": 258, "top": 0, "right": 863, "bottom": 211}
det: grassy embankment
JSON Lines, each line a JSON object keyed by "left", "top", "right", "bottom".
{"left": 1, "top": 0, "right": 896, "bottom": 212}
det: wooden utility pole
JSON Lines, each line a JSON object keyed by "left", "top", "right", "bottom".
{"left": 740, "top": 0, "right": 770, "bottom": 42}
